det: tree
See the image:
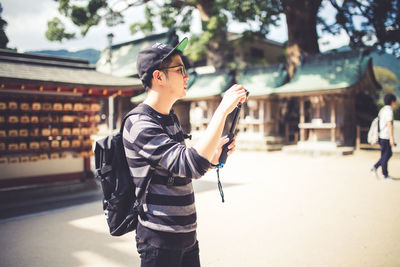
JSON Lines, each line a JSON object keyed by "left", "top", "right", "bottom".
{"left": 373, "top": 66, "right": 398, "bottom": 96}
{"left": 0, "top": 3, "right": 9, "bottom": 49}
{"left": 372, "top": 66, "right": 400, "bottom": 120}
{"left": 46, "top": 0, "right": 231, "bottom": 68}
{"left": 227, "top": 0, "right": 322, "bottom": 77}
{"left": 46, "top": 0, "right": 400, "bottom": 76}
{"left": 326, "top": 0, "right": 400, "bottom": 57}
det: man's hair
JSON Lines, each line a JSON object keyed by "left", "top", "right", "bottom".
{"left": 384, "top": 93, "right": 397, "bottom": 105}
{"left": 143, "top": 50, "right": 183, "bottom": 90}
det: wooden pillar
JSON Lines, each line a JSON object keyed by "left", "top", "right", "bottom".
{"left": 117, "top": 96, "right": 123, "bottom": 129}
{"left": 285, "top": 123, "right": 289, "bottom": 143}
{"left": 259, "top": 100, "right": 265, "bottom": 136}
{"left": 299, "top": 98, "right": 305, "bottom": 141}
{"left": 266, "top": 100, "right": 272, "bottom": 134}
{"left": 330, "top": 99, "right": 336, "bottom": 143}
{"left": 356, "top": 125, "right": 360, "bottom": 150}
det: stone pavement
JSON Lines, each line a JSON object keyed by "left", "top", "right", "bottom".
{"left": 1, "top": 150, "right": 399, "bottom": 267}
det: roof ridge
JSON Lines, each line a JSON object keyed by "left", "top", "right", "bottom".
{"left": 0, "top": 55, "right": 94, "bottom": 70}
{"left": 110, "top": 31, "right": 176, "bottom": 49}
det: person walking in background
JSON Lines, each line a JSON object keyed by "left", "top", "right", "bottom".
{"left": 371, "top": 93, "right": 397, "bottom": 179}
{"left": 123, "top": 38, "right": 247, "bottom": 266}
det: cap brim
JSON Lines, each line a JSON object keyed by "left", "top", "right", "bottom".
{"left": 164, "top": 37, "right": 189, "bottom": 60}
{"left": 175, "top": 37, "right": 188, "bottom": 52}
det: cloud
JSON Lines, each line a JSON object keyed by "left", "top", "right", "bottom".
{"left": 1, "top": 0, "right": 146, "bottom": 51}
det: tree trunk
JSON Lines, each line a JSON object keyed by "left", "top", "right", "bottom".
{"left": 283, "top": 0, "right": 322, "bottom": 79}
{"left": 196, "top": 0, "right": 229, "bottom": 70}
{"left": 206, "top": 32, "right": 229, "bottom": 69}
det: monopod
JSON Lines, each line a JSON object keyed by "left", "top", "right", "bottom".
{"left": 218, "top": 89, "right": 249, "bottom": 167}
{"left": 215, "top": 89, "right": 249, "bottom": 203}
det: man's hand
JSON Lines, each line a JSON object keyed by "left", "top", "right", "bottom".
{"left": 390, "top": 139, "right": 397, "bottom": 147}
{"left": 210, "top": 136, "right": 236, "bottom": 166}
{"left": 217, "top": 84, "right": 247, "bottom": 116}
{"left": 193, "top": 84, "right": 245, "bottom": 162}
{"left": 388, "top": 121, "right": 396, "bottom": 147}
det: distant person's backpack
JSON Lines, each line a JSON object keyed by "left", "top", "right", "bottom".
{"left": 94, "top": 106, "right": 154, "bottom": 236}
{"left": 367, "top": 117, "right": 380, "bottom": 145}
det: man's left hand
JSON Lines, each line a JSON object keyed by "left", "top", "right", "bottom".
{"left": 210, "top": 136, "right": 236, "bottom": 166}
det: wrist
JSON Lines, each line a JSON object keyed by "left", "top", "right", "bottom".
{"left": 210, "top": 162, "right": 219, "bottom": 169}
{"left": 215, "top": 106, "right": 229, "bottom": 118}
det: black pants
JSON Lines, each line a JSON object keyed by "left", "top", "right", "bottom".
{"left": 137, "top": 239, "right": 200, "bottom": 267}
{"left": 374, "top": 138, "right": 393, "bottom": 177}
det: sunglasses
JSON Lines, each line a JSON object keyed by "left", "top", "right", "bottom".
{"left": 159, "top": 64, "right": 187, "bottom": 76}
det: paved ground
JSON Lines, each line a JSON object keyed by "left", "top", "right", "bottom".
{"left": 1, "top": 150, "right": 400, "bottom": 267}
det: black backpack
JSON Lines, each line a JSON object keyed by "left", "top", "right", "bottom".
{"left": 94, "top": 106, "right": 154, "bottom": 236}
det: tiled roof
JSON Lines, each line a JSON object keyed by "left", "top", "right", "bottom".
{"left": 275, "top": 49, "right": 380, "bottom": 94}
{"left": 239, "top": 64, "right": 287, "bottom": 97}
{"left": 238, "top": 49, "right": 380, "bottom": 96}
{"left": 0, "top": 49, "right": 142, "bottom": 89}
{"left": 183, "top": 71, "right": 234, "bottom": 100}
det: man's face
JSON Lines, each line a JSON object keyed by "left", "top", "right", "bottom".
{"left": 392, "top": 100, "right": 397, "bottom": 109}
{"left": 162, "top": 54, "right": 189, "bottom": 99}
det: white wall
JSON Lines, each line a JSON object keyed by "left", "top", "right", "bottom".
{"left": 394, "top": 120, "right": 400, "bottom": 153}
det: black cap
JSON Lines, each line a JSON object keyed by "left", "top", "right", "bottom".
{"left": 137, "top": 37, "right": 188, "bottom": 87}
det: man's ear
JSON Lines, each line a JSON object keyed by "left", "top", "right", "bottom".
{"left": 152, "top": 70, "right": 164, "bottom": 86}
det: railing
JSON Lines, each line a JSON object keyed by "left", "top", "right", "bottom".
{"left": 356, "top": 125, "right": 379, "bottom": 150}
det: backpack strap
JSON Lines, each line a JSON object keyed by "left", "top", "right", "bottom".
{"left": 377, "top": 109, "right": 381, "bottom": 134}
{"left": 134, "top": 165, "right": 155, "bottom": 221}
{"left": 121, "top": 104, "right": 170, "bottom": 220}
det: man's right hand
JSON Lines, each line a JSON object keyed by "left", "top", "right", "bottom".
{"left": 217, "top": 84, "right": 247, "bottom": 115}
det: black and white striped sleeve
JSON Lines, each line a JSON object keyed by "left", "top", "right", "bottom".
{"left": 124, "top": 116, "right": 210, "bottom": 179}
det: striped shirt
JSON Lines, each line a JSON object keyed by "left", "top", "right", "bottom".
{"left": 122, "top": 103, "right": 210, "bottom": 249}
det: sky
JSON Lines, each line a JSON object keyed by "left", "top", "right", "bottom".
{"left": 1, "top": 0, "right": 350, "bottom": 53}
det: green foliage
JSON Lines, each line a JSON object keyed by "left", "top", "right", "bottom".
{"left": 130, "top": 5, "right": 154, "bottom": 35}
{"left": 47, "top": 0, "right": 109, "bottom": 41}
{"left": 369, "top": 66, "right": 400, "bottom": 120}
{"left": 58, "top": 0, "right": 71, "bottom": 16}
{"left": 205, "top": 14, "right": 228, "bottom": 34}
{"left": 183, "top": 33, "right": 209, "bottom": 63}
{"left": 373, "top": 66, "right": 398, "bottom": 96}
{"left": 88, "top": 0, "right": 107, "bottom": 14}
{"left": 224, "top": 0, "right": 282, "bottom": 35}
{"left": 71, "top": 6, "right": 89, "bottom": 26}
{"left": 394, "top": 105, "right": 400, "bottom": 120}
{"left": 326, "top": 0, "right": 400, "bottom": 57}
{"left": 45, "top": 18, "right": 75, "bottom": 42}
{"left": 47, "top": 0, "right": 400, "bottom": 67}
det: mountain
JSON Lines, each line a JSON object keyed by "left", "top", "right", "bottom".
{"left": 26, "top": 48, "right": 101, "bottom": 65}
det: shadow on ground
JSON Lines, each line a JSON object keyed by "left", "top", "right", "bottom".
{"left": 193, "top": 179, "right": 241, "bottom": 194}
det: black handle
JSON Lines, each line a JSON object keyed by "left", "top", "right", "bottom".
{"left": 218, "top": 89, "right": 249, "bottom": 167}
{"left": 218, "top": 132, "right": 234, "bottom": 167}
{"left": 218, "top": 105, "right": 241, "bottom": 167}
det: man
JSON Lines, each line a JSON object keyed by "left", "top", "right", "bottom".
{"left": 371, "top": 93, "right": 397, "bottom": 179}
{"left": 122, "top": 38, "right": 247, "bottom": 266}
